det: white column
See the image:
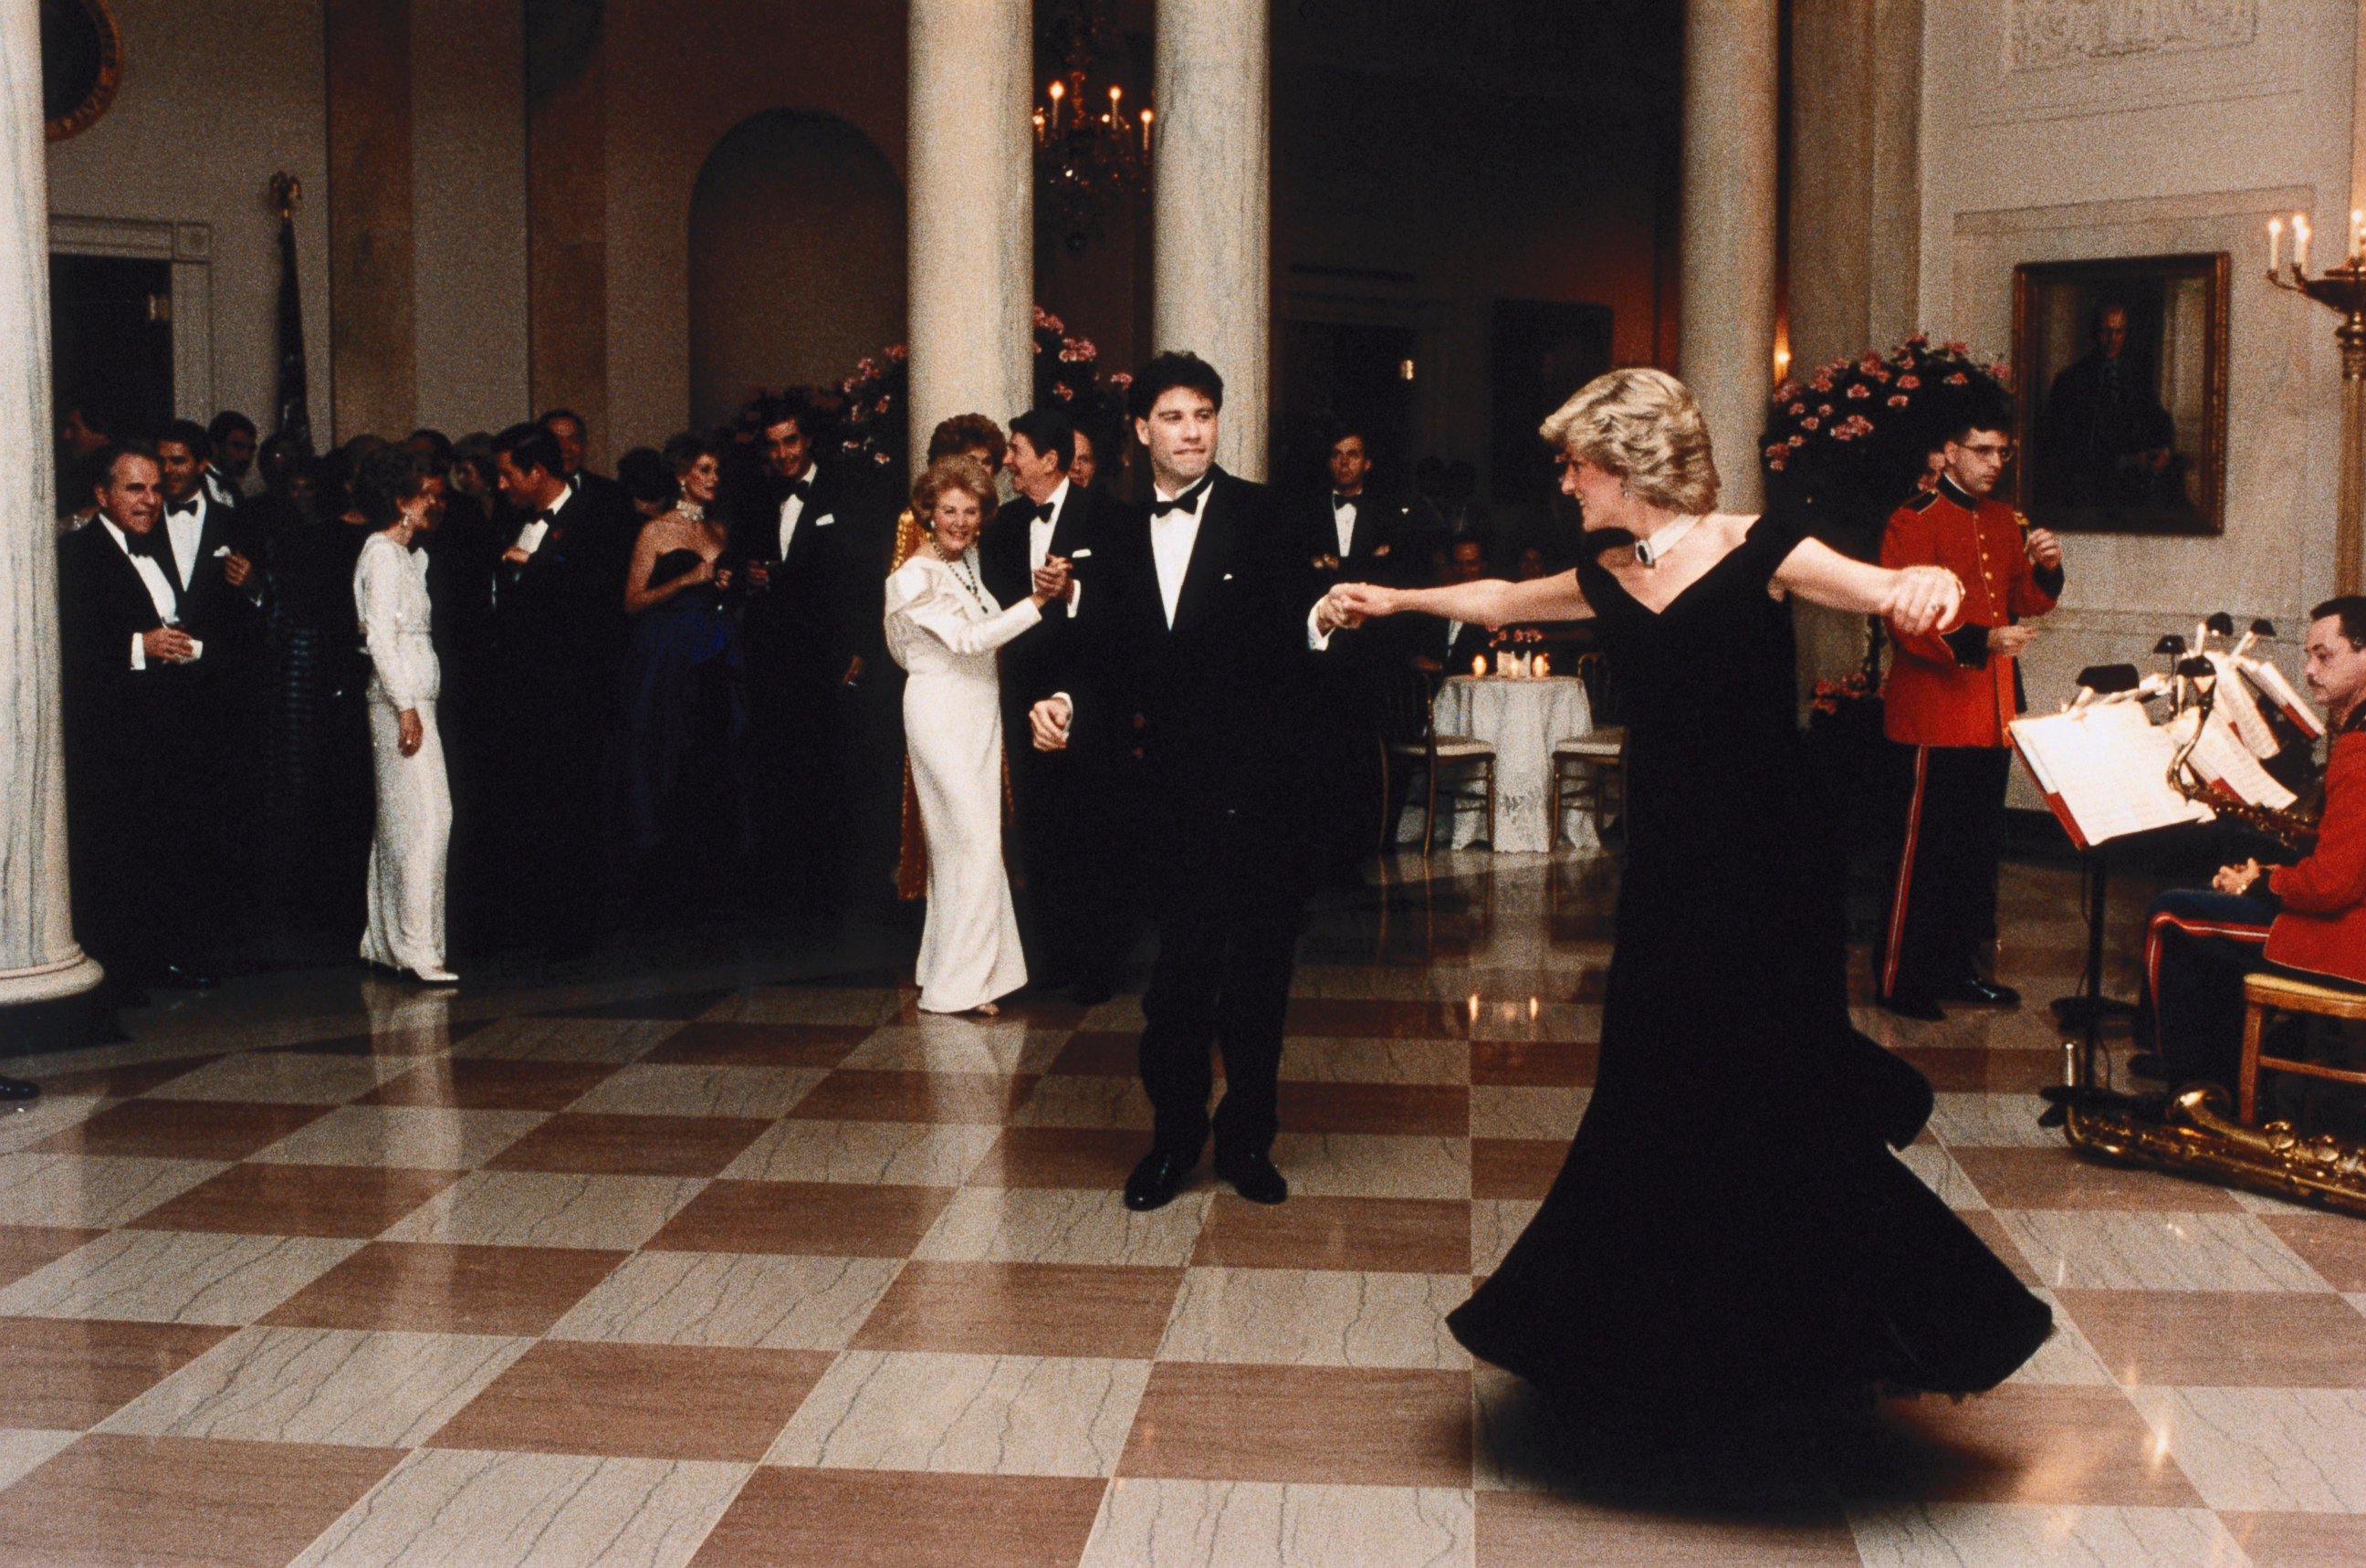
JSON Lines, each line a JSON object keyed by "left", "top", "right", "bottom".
{"left": 0, "top": 0, "right": 103, "bottom": 1006}
{"left": 1152, "top": 0, "right": 1270, "bottom": 480}
{"left": 1679, "top": 0, "right": 1780, "bottom": 513}
{"left": 907, "top": 0, "right": 1034, "bottom": 461}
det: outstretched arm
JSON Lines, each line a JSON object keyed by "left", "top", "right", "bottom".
{"left": 1330, "top": 570, "right": 1593, "bottom": 630}
{"left": 1774, "top": 537, "right": 1963, "bottom": 638}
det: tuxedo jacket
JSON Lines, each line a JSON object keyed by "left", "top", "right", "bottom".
{"left": 160, "top": 493, "right": 263, "bottom": 651}
{"left": 1048, "top": 469, "right": 1322, "bottom": 838}
{"left": 728, "top": 459, "right": 876, "bottom": 686}
{"left": 1294, "top": 488, "right": 1414, "bottom": 679}
{"left": 56, "top": 520, "right": 210, "bottom": 768}
{"left": 982, "top": 482, "right": 1103, "bottom": 738}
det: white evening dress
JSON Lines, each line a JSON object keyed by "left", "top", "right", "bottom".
{"left": 354, "top": 529, "right": 452, "bottom": 976}
{"left": 885, "top": 549, "right": 1041, "bottom": 1012}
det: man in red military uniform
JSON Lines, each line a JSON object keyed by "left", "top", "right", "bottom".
{"left": 2140, "top": 599, "right": 2366, "bottom": 1087}
{"left": 1879, "top": 397, "right": 2065, "bottom": 1019}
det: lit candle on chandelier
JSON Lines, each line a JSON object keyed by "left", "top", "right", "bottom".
{"left": 1138, "top": 106, "right": 1152, "bottom": 154}
{"left": 1047, "top": 78, "right": 1064, "bottom": 132}
{"left": 2269, "top": 216, "right": 2283, "bottom": 275}
{"left": 2296, "top": 214, "right": 2313, "bottom": 275}
{"left": 2353, "top": 209, "right": 2364, "bottom": 265}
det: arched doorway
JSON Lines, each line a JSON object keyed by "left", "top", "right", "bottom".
{"left": 688, "top": 110, "right": 904, "bottom": 431}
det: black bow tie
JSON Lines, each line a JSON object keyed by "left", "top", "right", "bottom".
{"left": 1019, "top": 499, "right": 1053, "bottom": 527}
{"left": 1332, "top": 492, "right": 1356, "bottom": 511}
{"left": 165, "top": 497, "right": 200, "bottom": 517}
{"left": 1152, "top": 476, "right": 1212, "bottom": 518}
{"left": 782, "top": 478, "right": 811, "bottom": 504}
{"left": 533, "top": 507, "right": 559, "bottom": 527}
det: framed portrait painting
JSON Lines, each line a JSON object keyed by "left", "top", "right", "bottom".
{"left": 2011, "top": 252, "right": 2228, "bottom": 536}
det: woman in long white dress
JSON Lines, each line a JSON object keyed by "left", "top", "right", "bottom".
{"left": 352, "top": 448, "right": 455, "bottom": 984}
{"left": 885, "top": 455, "right": 1070, "bottom": 1014}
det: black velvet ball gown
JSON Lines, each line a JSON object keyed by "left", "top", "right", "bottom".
{"left": 613, "top": 547, "right": 752, "bottom": 866}
{"left": 1447, "top": 506, "right": 2052, "bottom": 1411}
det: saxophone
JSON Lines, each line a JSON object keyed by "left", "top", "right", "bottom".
{"left": 2059, "top": 1083, "right": 2366, "bottom": 1220}
{"left": 2162, "top": 666, "right": 2321, "bottom": 853}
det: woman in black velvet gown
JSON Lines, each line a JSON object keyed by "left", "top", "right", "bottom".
{"left": 1333, "top": 369, "right": 2051, "bottom": 1414}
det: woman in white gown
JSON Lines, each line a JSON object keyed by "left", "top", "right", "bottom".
{"left": 352, "top": 448, "right": 456, "bottom": 984}
{"left": 885, "top": 455, "right": 1070, "bottom": 1014}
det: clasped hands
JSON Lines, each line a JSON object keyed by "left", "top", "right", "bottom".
{"left": 1031, "top": 556, "right": 1074, "bottom": 607}
{"left": 1322, "top": 581, "right": 1398, "bottom": 632}
{"left": 2214, "top": 857, "right": 2267, "bottom": 896}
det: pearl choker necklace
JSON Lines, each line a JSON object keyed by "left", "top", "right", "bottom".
{"left": 1633, "top": 514, "right": 1701, "bottom": 568}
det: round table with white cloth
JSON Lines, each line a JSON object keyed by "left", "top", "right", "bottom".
{"left": 1406, "top": 674, "right": 1597, "bottom": 854}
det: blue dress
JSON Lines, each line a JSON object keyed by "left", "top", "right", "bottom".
{"left": 616, "top": 548, "right": 750, "bottom": 858}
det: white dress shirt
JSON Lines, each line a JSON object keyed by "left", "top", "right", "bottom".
{"left": 1148, "top": 479, "right": 1204, "bottom": 631}
{"left": 99, "top": 517, "right": 183, "bottom": 670}
{"left": 778, "top": 465, "right": 816, "bottom": 560}
{"left": 163, "top": 495, "right": 205, "bottom": 589}
{"left": 513, "top": 481, "right": 571, "bottom": 557}
{"left": 1333, "top": 493, "right": 1359, "bottom": 559}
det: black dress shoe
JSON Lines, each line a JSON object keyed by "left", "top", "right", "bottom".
{"left": 0, "top": 1076, "right": 39, "bottom": 1104}
{"left": 149, "top": 962, "right": 219, "bottom": 991}
{"left": 1950, "top": 974, "right": 2021, "bottom": 1008}
{"left": 1124, "top": 1148, "right": 1199, "bottom": 1211}
{"left": 1214, "top": 1150, "right": 1289, "bottom": 1206}
{"left": 1879, "top": 992, "right": 1945, "bottom": 1023}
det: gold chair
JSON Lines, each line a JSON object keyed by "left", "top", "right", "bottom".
{"left": 1550, "top": 727, "right": 1626, "bottom": 850}
{"left": 1378, "top": 670, "right": 1496, "bottom": 856}
{"left": 2237, "top": 970, "right": 2366, "bottom": 1124}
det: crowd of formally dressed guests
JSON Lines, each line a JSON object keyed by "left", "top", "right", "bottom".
{"left": 48, "top": 379, "right": 1530, "bottom": 1022}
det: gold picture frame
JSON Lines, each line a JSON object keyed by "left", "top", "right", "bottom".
{"left": 43, "top": 0, "right": 124, "bottom": 142}
{"left": 2012, "top": 252, "right": 2230, "bottom": 536}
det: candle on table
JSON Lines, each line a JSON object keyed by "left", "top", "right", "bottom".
{"left": 1471, "top": 654, "right": 1486, "bottom": 677}
{"left": 1534, "top": 653, "right": 1551, "bottom": 677}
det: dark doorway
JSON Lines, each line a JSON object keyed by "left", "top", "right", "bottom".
{"left": 1490, "top": 299, "right": 1613, "bottom": 510}
{"left": 50, "top": 252, "right": 174, "bottom": 444}
{"left": 1275, "top": 318, "right": 1419, "bottom": 499}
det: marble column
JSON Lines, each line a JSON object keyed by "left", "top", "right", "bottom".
{"left": 906, "top": 0, "right": 1033, "bottom": 461}
{"left": 1152, "top": 0, "right": 1270, "bottom": 480}
{"left": 0, "top": 0, "right": 103, "bottom": 1007}
{"left": 1789, "top": 0, "right": 1922, "bottom": 367}
{"left": 1678, "top": 0, "right": 1780, "bottom": 512}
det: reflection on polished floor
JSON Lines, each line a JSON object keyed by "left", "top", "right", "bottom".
{"left": 0, "top": 850, "right": 2361, "bottom": 1566}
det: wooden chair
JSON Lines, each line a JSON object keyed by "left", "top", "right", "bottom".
{"left": 1377, "top": 669, "right": 1496, "bottom": 856}
{"left": 2237, "top": 970, "right": 2366, "bottom": 1124}
{"left": 1550, "top": 727, "right": 1626, "bottom": 850}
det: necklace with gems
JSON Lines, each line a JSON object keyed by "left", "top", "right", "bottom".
{"left": 1632, "top": 512, "right": 1701, "bottom": 569}
{"left": 938, "top": 543, "right": 989, "bottom": 607}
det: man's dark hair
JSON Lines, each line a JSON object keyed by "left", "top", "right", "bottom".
{"left": 1321, "top": 416, "right": 1376, "bottom": 454}
{"left": 491, "top": 422, "right": 564, "bottom": 477}
{"left": 1128, "top": 351, "right": 1224, "bottom": 422}
{"left": 536, "top": 407, "right": 586, "bottom": 436}
{"left": 1007, "top": 409, "right": 1075, "bottom": 471}
{"left": 407, "top": 427, "right": 455, "bottom": 467}
{"left": 1932, "top": 387, "right": 2015, "bottom": 452}
{"left": 2311, "top": 596, "right": 2366, "bottom": 652}
{"left": 927, "top": 413, "right": 1006, "bottom": 467}
{"left": 207, "top": 410, "right": 256, "bottom": 445}
{"left": 352, "top": 448, "right": 433, "bottom": 529}
{"left": 89, "top": 440, "right": 161, "bottom": 497}
{"left": 157, "top": 419, "right": 212, "bottom": 461}
{"left": 747, "top": 393, "right": 809, "bottom": 438}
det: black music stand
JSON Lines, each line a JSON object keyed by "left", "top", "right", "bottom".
{"left": 2042, "top": 664, "right": 2150, "bottom": 1043}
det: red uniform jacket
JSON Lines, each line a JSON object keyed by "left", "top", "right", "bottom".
{"left": 1881, "top": 479, "right": 2061, "bottom": 747}
{"left": 2266, "top": 727, "right": 2366, "bottom": 987}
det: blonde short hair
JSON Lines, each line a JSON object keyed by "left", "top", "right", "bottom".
{"left": 911, "top": 455, "right": 1000, "bottom": 528}
{"left": 1538, "top": 367, "right": 1720, "bottom": 514}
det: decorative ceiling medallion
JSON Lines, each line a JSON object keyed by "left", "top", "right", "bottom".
{"left": 43, "top": 0, "right": 124, "bottom": 141}
{"left": 2010, "top": 0, "right": 2257, "bottom": 72}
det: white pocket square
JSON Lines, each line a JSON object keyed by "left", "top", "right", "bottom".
{"left": 1071, "top": 548, "right": 1093, "bottom": 559}
{"left": 1223, "top": 572, "right": 1235, "bottom": 581}
{"left": 813, "top": 512, "right": 836, "bottom": 528}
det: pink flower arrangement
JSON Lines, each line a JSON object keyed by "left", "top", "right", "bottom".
{"left": 1846, "top": 383, "right": 1871, "bottom": 399}
{"left": 1888, "top": 393, "right": 1909, "bottom": 406}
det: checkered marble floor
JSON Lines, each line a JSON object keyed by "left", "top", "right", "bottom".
{"left": 0, "top": 852, "right": 2361, "bottom": 1566}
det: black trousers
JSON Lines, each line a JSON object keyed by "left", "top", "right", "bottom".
{"left": 1140, "top": 810, "right": 1306, "bottom": 1161}
{"left": 2139, "top": 888, "right": 2278, "bottom": 1087}
{"left": 1879, "top": 743, "right": 2012, "bottom": 1003}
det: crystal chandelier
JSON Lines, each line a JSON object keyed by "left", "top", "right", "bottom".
{"left": 1033, "top": 0, "right": 1149, "bottom": 251}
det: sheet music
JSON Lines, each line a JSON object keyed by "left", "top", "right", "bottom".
{"left": 2167, "top": 708, "right": 2299, "bottom": 810}
{"left": 2202, "top": 653, "right": 2279, "bottom": 758}
{"left": 2011, "top": 702, "right": 2213, "bottom": 845}
{"left": 2238, "top": 656, "right": 2326, "bottom": 739}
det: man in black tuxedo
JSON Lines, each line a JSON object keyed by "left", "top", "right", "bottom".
{"left": 1029, "top": 353, "right": 1354, "bottom": 1210}
{"left": 58, "top": 444, "right": 225, "bottom": 999}
{"left": 488, "top": 423, "right": 622, "bottom": 953}
{"left": 1297, "top": 423, "right": 1410, "bottom": 884}
{"left": 204, "top": 411, "right": 257, "bottom": 505}
{"left": 154, "top": 420, "right": 265, "bottom": 925}
{"left": 728, "top": 394, "right": 875, "bottom": 925}
{"left": 985, "top": 408, "right": 1126, "bottom": 997}
{"left": 537, "top": 408, "right": 640, "bottom": 642}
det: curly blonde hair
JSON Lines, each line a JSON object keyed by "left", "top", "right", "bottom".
{"left": 1539, "top": 367, "right": 1720, "bottom": 514}
{"left": 910, "top": 455, "right": 1000, "bottom": 528}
